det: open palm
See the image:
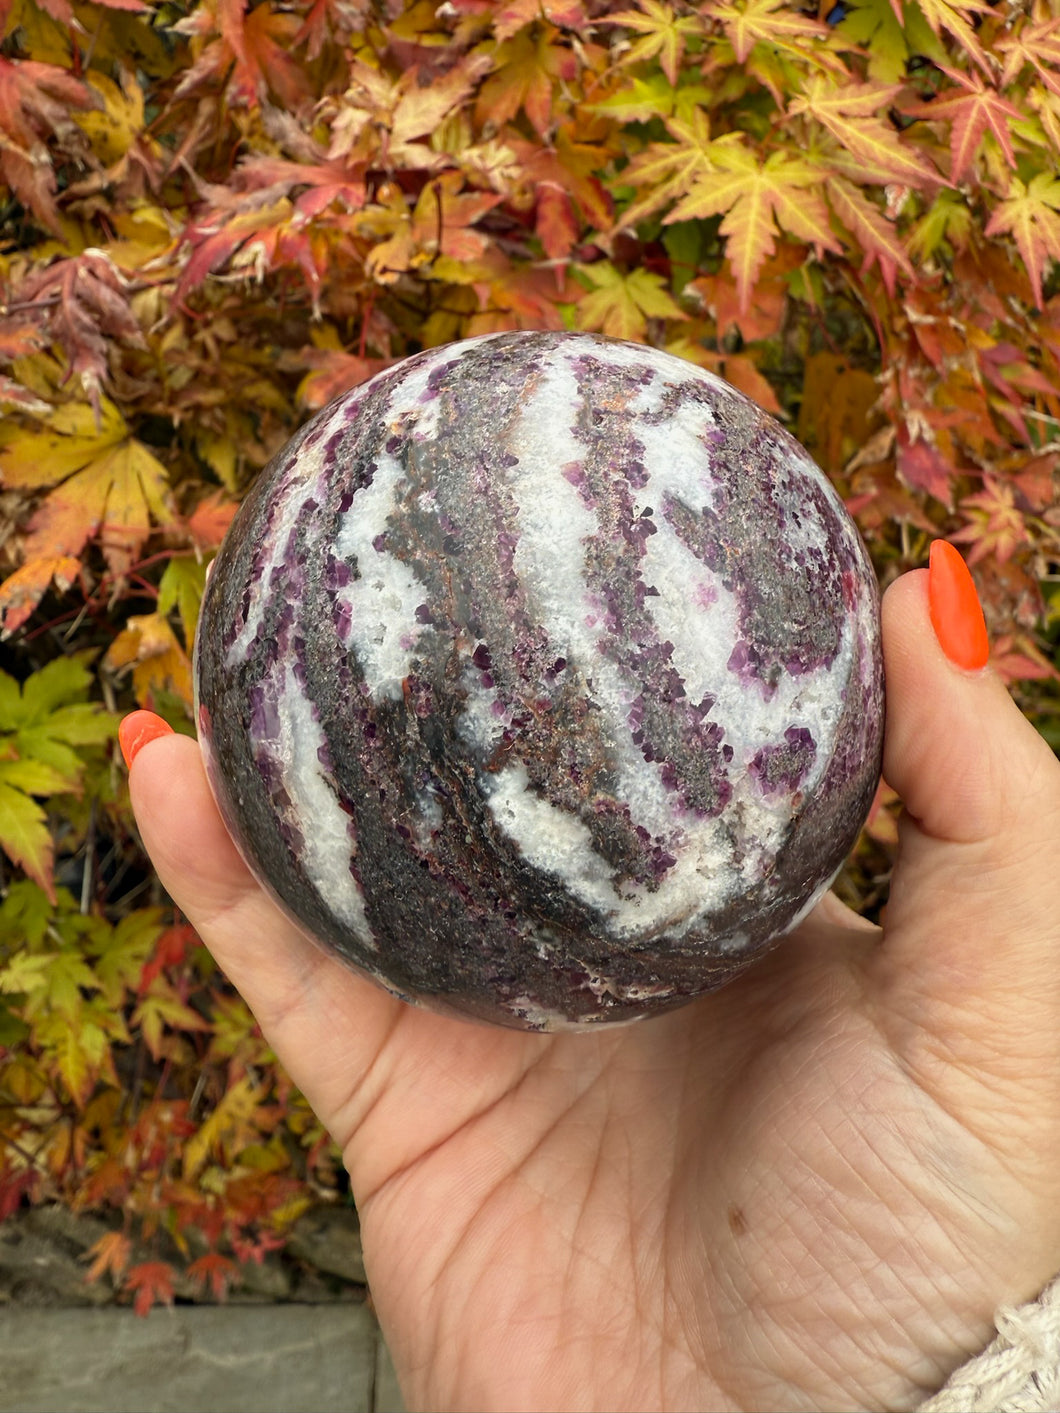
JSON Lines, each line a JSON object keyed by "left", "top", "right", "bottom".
{"left": 129, "top": 571, "right": 1060, "bottom": 1412}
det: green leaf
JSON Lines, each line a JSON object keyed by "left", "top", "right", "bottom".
{"left": 0, "top": 881, "right": 57, "bottom": 951}
{"left": 158, "top": 557, "right": 208, "bottom": 652}
{"left": 0, "top": 671, "right": 21, "bottom": 730}
{"left": 0, "top": 757, "right": 74, "bottom": 796}
{"left": 0, "top": 998, "right": 30, "bottom": 1046}
{"left": 19, "top": 654, "right": 96, "bottom": 722}
{"left": 90, "top": 908, "right": 165, "bottom": 1007}
{"left": 0, "top": 780, "right": 53, "bottom": 899}
{"left": 0, "top": 657, "right": 115, "bottom": 893}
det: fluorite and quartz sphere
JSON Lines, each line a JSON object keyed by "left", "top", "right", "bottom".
{"left": 194, "top": 331, "right": 884, "bottom": 1031}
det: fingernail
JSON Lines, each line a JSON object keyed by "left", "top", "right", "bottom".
{"left": 119, "top": 711, "right": 175, "bottom": 769}
{"left": 928, "top": 540, "right": 990, "bottom": 671}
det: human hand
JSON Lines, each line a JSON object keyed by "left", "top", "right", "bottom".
{"left": 125, "top": 546, "right": 1060, "bottom": 1413}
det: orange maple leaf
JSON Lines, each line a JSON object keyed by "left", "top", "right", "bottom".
{"left": 84, "top": 1230, "right": 132, "bottom": 1286}
{"left": 475, "top": 26, "right": 577, "bottom": 137}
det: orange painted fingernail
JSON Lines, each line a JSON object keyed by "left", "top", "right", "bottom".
{"left": 928, "top": 540, "right": 990, "bottom": 671}
{"left": 119, "top": 711, "right": 175, "bottom": 769}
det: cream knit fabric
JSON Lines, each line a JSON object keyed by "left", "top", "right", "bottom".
{"left": 917, "top": 1277, "right": 1060, "bottom": 1412}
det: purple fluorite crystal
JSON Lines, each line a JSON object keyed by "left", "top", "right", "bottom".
{"left": 194, "top": 332, "right": 883, "bottom": 1030}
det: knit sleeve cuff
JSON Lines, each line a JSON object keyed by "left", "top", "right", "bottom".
{"left": 917, "top": 1276, "right": 1060, "bottom": 1412}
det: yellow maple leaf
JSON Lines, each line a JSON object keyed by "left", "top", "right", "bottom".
{"left": 575, "top": 262, "right": 686, "bottom": 341}
{"left": 790, "top": 77, "right": 941, "bottom": 190}
{"left": 607, "top": 1, "right": 703, "bottom": 86}
{"left": 666, "top": 140, "right": 841, "bottom": 311}
{"left": 984, "top": 172, "right": 1060, "bottom": 309}
{"left": 620, "top": 109, "right": 715, "bottom": 227}
{"left": 103, "top": 612, "right": 193, "bottom": 710}
{"left": 709, "top": 0, "right": 831, "bottom": 65}
{"left": 0, "top": 399, "right": 175, "bottom": 580}
{"left": 182, "top": 1075, "right": 265, "bottom": 1182}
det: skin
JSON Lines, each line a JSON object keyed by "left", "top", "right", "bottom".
{"left": 129, "top": 570, "right": 1060, "bottom": 1412}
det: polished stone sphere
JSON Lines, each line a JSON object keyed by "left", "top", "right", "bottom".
{"left": 194, "top": 331, "right": 883, "bottom": 1030}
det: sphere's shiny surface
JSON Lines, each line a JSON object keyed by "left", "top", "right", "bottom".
{"left": 194, "top": 332, "right": 883, "bottom": 1030}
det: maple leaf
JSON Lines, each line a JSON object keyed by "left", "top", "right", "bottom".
{"left": 89, "top": 908, "right": 165, "bottom": 1008}
{"left": 988, "top": 633, "right": 1060, "bottom": 686}
{"left": 206, "top": 988, "right": 274, "bottom": 1069}
{"left": 997, "top": 7, "right": 1060, "bottom": 99}
{"left": 124, "top": 1260, "right": 175, "bottom": 1317}
{"left": 0, "top": 556, "right": 82, "bottom": 637}
{"left": 103, "top": 612, "right": 194, "bottom": 711}
{"left": 0, "top": 655, "right": 113, "bottom": 899}
{"left": 132, "top": 975, "right": 210, "bottom": 1063}
{"left": 0, "top": 399, "right": 175, "bottom": 602}
{"left": 903, "top": 70, "right": 1023, "bottom": 183}
{"left": 896, "top": 426, "right": 954, "bottom": 505}
{"left": 619, "top": 108, "right": 715, "bottom": 227}
{"left": 790, "top": 78, "right": 941, "bottom": 190}
{"left": 295, "top": 0, "right": 370, "bottom": 58}
{"left": 158, "top": 557, "right": 209, "bottom": 653}
{"left": 521, "top": 125, "right": 615, "bottom": 234}
{"left": 4, "top": 252, "right": 146, "bottom": 414}
{"left": 187, "top": 1251, "right": 237, "bottom": 1300}
{"left": 0, "top": 57, "right": 98, "bottom": 234}
{"left": 185, "top": 491, "right": 239, "bottom": 549}
{"left": 331, "top": 56, "right": 490, "bottom": 170}
{"left": 487, "top": 0, "right": 589, "bottom": 42}
{"left": 953, "top": 476, "right": 1033, "bottom": 564}
{"left": 575, "top": 261, "right": 686, "bottom": 340}
{"left": 138, "top": 922, "right": 198, "bottom": 996}
{"left": 708, "top": 0, "right": 831, "bottom": 65}
{"left": 984, "top": 173, "right": 1060, "bottom": 309}
{"left": 827, "top": 178, "right": 915, "bottom": 296}
{"left": 175, "top": 0, "right": 310, "bottom": 111}
{"left": 183, "top": 1076, "right": 265, "bottom": 1181}
{"left": 295, "top": 348, "right": 387, "bottom": 411}
{"left": 605, "top": 1, "right": 703, "bottom": 86}
{"left": 474, "top": 26, "right": 577, "bottom": 137}
{"left": 34, "top": 1006, "right": 114, "bottom": 1107}
{"left": 84, "top": 1230, "right": 132, "bottom": 1286}
{"left": 834, "top": 0, "right": 922, "bottom": 84}
{"left": 914, "top": 0, "right": 992, "bottom": 73}
{"left": 666, "top": 139, "right": 842, "bottom": 311}
{"left": 536, "top": 182, "right": 579, "bottom": 261}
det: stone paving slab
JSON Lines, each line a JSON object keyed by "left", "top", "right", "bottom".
{"left": 0, "top": 1305, "right": 405, "bottom": 1413}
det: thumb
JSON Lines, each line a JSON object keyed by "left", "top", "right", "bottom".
{"left": 873, "top": 545, "right": 1060, "bottom": 1089}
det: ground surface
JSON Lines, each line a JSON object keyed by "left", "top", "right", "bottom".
{"left": 0, "top": 1204, "right": 404, "bottom": 1413}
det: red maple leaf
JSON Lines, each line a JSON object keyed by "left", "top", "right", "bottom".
{"left": 124, "top": 1260, "right": 176, "bottom": 1317}
{"left": 138, "top": 923, "right": 198, "bottom": 995}
{"left": 187, "top": 1251, "right": 237, "bottom": 1300}
{"left": 0, "top": 58, "right": 97, "bottom": 234}
{"left": 896, "top": 428, "right": 954, "bottom": 506}
{"left": 4, "top": 252, "right": 146, "bottom": 414}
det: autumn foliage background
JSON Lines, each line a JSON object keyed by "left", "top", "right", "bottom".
{"left": 0, "top": 0, "right": 1058, "bottom": 1311}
